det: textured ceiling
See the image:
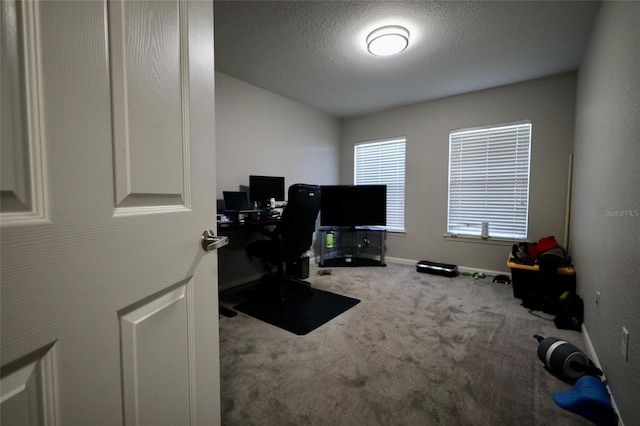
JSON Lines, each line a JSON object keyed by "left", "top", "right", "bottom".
{"left": 214, "top": 1, "right": 601, "bottom": 118}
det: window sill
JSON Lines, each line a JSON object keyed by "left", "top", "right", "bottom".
{"left": 443, "top": 233, "right": 522, "bottom": 246}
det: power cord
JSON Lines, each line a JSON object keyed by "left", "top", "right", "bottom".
{"left": 461, "top": 271, "right": 486, "bottom": 280}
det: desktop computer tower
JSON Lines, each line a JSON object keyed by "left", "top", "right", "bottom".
{"left": 287, "top": 256, "right": 310, "bottom": 279}
{"left": 287, "top": 256, "right": 309, "bottom": 279}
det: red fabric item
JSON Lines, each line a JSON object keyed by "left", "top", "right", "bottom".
{"left": 528, "top": 236, "right": 559, "bottom": 259}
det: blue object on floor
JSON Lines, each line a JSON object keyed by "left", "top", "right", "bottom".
{"left": 553, "top": 375, "right": 617, "bottom": 425}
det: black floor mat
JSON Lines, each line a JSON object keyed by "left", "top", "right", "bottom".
{"left": 233, "top": 285, "right": 360, "bottom": 335}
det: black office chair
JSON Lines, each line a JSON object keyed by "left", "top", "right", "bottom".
{"left": 245, "top": 184, "right": 321, "bottom": 301}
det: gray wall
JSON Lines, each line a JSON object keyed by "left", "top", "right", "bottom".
{"left": 341, "top": 73, "right": 577, "bottom": 272}
{"left": 215, "top": 72, "right": 340, "bottom": 289}
{"left": 571, "top": 2, "right": 640, "bottom": 424}
{"left": 215, "top": 72, "right": 340, "bottom": 198}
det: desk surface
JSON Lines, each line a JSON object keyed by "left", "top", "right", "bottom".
{"left": 217, "top": 217, "right": 280, "bottom": 229}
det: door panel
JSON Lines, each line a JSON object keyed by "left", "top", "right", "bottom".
{"left": 1, "top": 1, "right": 220, "bottom": 424}
{"left": 120, "top": 283, "right": 193, "bottom": 426}
{"left": 0, "top": 0, "right": 48, "bottom": 222}
{"left": 0, "top": 344, "right": 57, "bottom": 426}
{"left": 110, "top": 0, "right": 188, "bottom": 210}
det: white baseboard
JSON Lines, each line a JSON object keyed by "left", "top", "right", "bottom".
{"left": 385, "top": 257, "right": 510, "bottom": 277}
{"left": 581, "top": 324, "right": 624, "bottom": 426}
{"left": 456, "top": 265, "right": 511, "bottom": 277}
{"left": 384, "top": 256, "right": 416, "bottom": 266}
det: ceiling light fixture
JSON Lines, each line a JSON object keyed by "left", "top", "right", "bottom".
{"left": 366, "top": 25, "right": 410, "bottom": 57}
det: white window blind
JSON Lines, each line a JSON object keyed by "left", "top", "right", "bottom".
{"left": 447, "top": 122, "right": 531, "bottom": 239}
{"left": 354, "top": 138, "right": 406, "bottom": 232}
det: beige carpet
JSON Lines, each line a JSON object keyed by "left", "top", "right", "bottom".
{"left": 219, "top": 262, "right": 592, "bottom": 425}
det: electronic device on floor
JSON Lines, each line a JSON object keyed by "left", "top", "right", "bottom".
{"left": 416, "top": 260, "right": 458, "bottom": 277}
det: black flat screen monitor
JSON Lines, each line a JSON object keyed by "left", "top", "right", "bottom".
{"left": 320, "top": 185, "right": 387, "bottom": 228}
{"left": 249, "top": 175, "right": 285, "bottom": 203}
{"left": 223, "top": 191, "right": 251, "bottom": 211}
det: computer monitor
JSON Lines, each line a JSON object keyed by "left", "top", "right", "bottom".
{"left": 249, "top": 175, "right": 285, "bottom": 204}
{"left": 223, "top": 191, "right": 250, "bottom": 211}
{"left": 320, "top": 185, "right": 387, "bottom": 228}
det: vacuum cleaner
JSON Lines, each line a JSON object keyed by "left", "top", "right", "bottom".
{"left": 534, "top": 336, "right": 617, "bottom": 425}
{"left": 533, "top": 335, "right": 602, "bottom": 380}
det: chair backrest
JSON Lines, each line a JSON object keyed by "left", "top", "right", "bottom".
{"left": 277, "top": 184, "right": 321, "bottom": 259}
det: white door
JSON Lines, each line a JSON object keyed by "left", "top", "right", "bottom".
{"left": 1, "top": 1, "right": 221, "bottom": 425}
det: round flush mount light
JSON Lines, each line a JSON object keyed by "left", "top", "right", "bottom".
{"left": 366, "top": 25, "right": 410, "bottom": 56}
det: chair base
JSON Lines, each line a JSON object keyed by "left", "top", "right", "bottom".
{"left": 259, "top": 273, "right": 314, "bottom": 302}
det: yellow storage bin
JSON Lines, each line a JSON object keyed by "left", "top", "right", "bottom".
{"left": 507, "top": 255, "right": 576, "bottom": 299}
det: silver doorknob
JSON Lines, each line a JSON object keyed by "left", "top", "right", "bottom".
{"left": 201, "top": 230, "right": 228, "bottom": 252}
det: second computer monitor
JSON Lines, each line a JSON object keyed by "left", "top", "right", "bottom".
{"left": 249, "top": 175, "right": 285, "bottom": 205}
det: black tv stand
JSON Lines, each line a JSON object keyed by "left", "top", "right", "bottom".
{"left": 318, "top": 227, "right": 386, "bottom": 267}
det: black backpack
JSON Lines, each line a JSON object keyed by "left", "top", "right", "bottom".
{"left": 554, "top": 293, "right": 584, "bottom": 331}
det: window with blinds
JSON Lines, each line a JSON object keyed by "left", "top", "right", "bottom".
{"left": 447, "top": 121, "right": 531, "bottom": 240}
{"left": 354, "top": 138, "right": 406, "bottom": 232}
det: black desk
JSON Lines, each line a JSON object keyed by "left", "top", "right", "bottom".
{"left": 217, "top": 216, "right": 281, "bottom": 292}
{"left": 217, "top": 216, "right": 280, "bottom": 230}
